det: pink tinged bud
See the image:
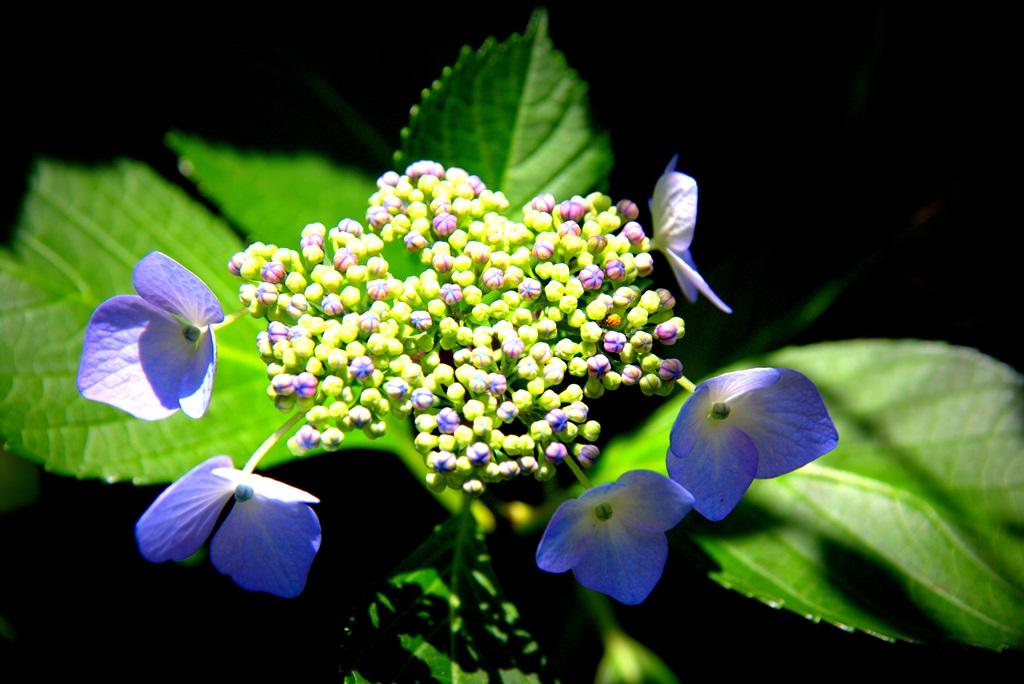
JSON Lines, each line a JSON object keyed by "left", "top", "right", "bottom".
{"left": 407, "top": 160, "right": 445, "bottom": 180}
{"left": 518, "top": 278, "right": 542, "bottom": 300}
{"left": 384, "top": 378, "right": 410, "bottom": 400}
{"left": 337, "top": 219, "right": 364, "bottom": 236}
{"left": 301, "top": 233, "right": 324, "bottom": 249}
{"left": 288, "top": 326, "right": 311, "bottom": 341}
{"left": 429, "top": 450, "right": 457, "bottom": 473}
{"left": 261, "top": 262, "right": 286, "bottom": 284}
{"left": 634, "top": 252, "right": 654, "bottom": 276}
{"left": 658, "top": 358, "right": 684, "bottom": 382}
{"left": 617, "top": 199, "right": 640, "bottom": 221}
{"left": 558, "top": 220, "right": 582, "bottom": 238}
{"left": 621, "top": 364, "right": 642, "bottom": 385}
{"left": 297, "top": 425, "right": 321, "bottom": 450}
{"left": 655, "top": 322, "right": 679, "bottom": 345}
{"left": 468, "top": 371, "right": 489, "bottom": 395}
{"left": 367, "top": 279, "right": 390, "bottom": 302}
{"left": 657, "top": 288, "right": 676, "bottom": 310}
{"left": 467, "top": 175, "right": 486, "bottom": 195}
{"left": 467, "top": 442, "right": 491, "bottom": 465}
{"left": 502, "top": 337, "right": 525, "bottom": 359}
{"left": 531, "top": 193, "right": 556, "bottom": 212}
{"left": 382, "top": 196, "right": 404, "bottom": 215}
{"left": 482, "top": 268, "right": 505, "bottom": 290}
{"left": 588, "top": 235, "right": 608, "bottom": 253}
{"left": 404, "top": 232, "right": 428, "bottom": 252}
{"left": 411, "top": 388, "right": 435, "bottom": 410}
{"left": 440, "top": 283, "right": 463, "bottom": 306}
{"left": 604, "top": 259, "right": 626, "bottom": 281}
{"left": 489, "top": 373, "right": 508, "bottom": 395}
{"left": 271, "top": 373, "right": 295, "bottom": 396}
{"left": 333, "top": 249, "right": 358, "bottom": 273}
{"left": 378, "top": 171, "right": 400, "bottom": 187}
{"left": 577, "top": 444, "right": 600, "bottom": 467}
{"left": 470, "top": 244, "right": 492, "bottom": 265}
{"left": 410, "top": 310, "right": 432, "bottom": 331}
{"left": 603, "top": 331, "right": 627, "bottom": 354}
{"left": 367, "top": 206, "right": 390, "bottom": 229}
{"left": 359, "top": 313, "right": 380, "bottom": 335}
{"left": 432, "top": 252, "right": 454, "bottom": 273}
{"left": 268, "top": 321, "right": 289, "bottom": 345}
{"left": 497, "top": 401, "right": 518, "bottom": 421}
{"left": 256, "top": 283, "right": 279, "bottom": 305}
{"left": 228, "top": 252, "right": 246, "bottom": 276}
{"left": 321, "top": 294, "right": 344, "bottom": 316}
{"left": 622, "top": 221, "right": 646, "bottom": 244}
{"left": 587, "top": 355, "right": 612, "bottom": 378}
{"left": 350, "top": 356, "right": 375, "bottom": 381}
{"left": 532, "top": 240, "right": 554, "bottom": 261}
{"left": 293, "top": 372, "right": 319, "bottom": 399}
{"left": 559, "top": 200, "right": 586, "bottom": 222}
{"left": 579, "top": 264, "right": 604, "bottom": 290}
{"left": 545, "top": 442, "right": 568, "bottom": 464}
{"left": 499, "top": 461, "right": 520, "bottom": 479}
{"left": 432, "top": 212, "right": 458, "bottom": 237}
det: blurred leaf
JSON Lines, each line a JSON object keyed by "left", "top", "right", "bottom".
{"left": 167, "top": 132, "right": 422, "bottom": 279}
{"left": 0, "top": 449, "right": 39, "bottom": 513}
{"left": 0, "top": 160, "right": 405, "bottom": 483}
{"left": 0, "top": 613, "right": 12, "bottom": 641}
{"left": 340, "top": 509, "right": 547, "bottom": 682}
{"left": 594, "top": 339, "right": 1024, "bottom": 649}
{"left": 397, "top": 8, "right": 613, "bottom": 217}
{"left": 595, "top": 631, "right": 679, "bottom": 684}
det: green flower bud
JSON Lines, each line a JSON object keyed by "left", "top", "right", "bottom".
{"left": 321, "top": 427, "right": 344, "bottom": 450}
{"left": 584, "top": 377, "right": 605, "bottom": 398}
{"left": 581, "top": 420, "right": 602, "bottom": 441}
{"left": 580, "top": 322, "right": 603, "bottom": 343}
{"left": 559, "top": 384, "right": 583, "bottom": 403}
{"left": 527, "top": 377, "right": 546, "bottom": 396}
{"left": 463, "top": 399, "right": 485, "bottom": 421}
{"left": 538, "top": 390, "right": 561, "bottom": 411}
{"left": 626, "top": 306, "right": 649, "bottom": 328}
{"left": 602, "top": 371, "right": 622, "bottom": 390}
{"left": 568, "top": 357, "right": 589, "bottom": 376}
{"left": 512, "top": 389, "right": 533, "bottom": 411}
{"left": 639, "top": 373, "right": 662, "bottom": 395}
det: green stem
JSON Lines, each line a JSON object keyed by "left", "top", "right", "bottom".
{"left": 211, "top": 307, "right": 249, "bottom": 331}
{"left": 564, "top": 454, "right": 592, "bottom": 489}
{"left": 578, "top": 585, "right": 622, "bottom": 642}
{"left": 242, "top": 412, "right": 304, "bottom": 474}
{"left": 678, "top": 375, "right": 697, "bottom": 393}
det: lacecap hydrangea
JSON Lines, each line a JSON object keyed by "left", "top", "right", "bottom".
{"left": 227, "top": 160, "right": 689, "bottom": 496}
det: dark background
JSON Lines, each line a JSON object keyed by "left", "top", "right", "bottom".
{"left": 1, "top": 6, "right": 1019, "bottom": 681}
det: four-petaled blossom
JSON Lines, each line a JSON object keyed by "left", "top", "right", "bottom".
{"left": 135, "top": 455, "right": 321, "bottom": 598}
{"left": 77, "top": 251, "right": 223, "bottom": 420}
{"left": 667, "top": 368, "right": 839, "bottom": 520}
{"left": 536, "top": 470, "right": 694, "bottom": 604}
{"left": 649, "top": 155, "right": 732, "bottom": 314}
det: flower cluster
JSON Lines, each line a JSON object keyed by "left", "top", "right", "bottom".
{"left": 227, "top": 160, "right": 689, "bottom": 497}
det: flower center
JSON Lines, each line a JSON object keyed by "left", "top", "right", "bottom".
{"left": 234, "top": 484, "right": 254, "bottom": 502}
{"left": 710, "top": 402, "right": 731, "bottom": 420}
{"left": 182, "top": 325, "right": 201, "bottom": 342}
{"left": 594, "top": 502, "right": 614, "bottom": 521}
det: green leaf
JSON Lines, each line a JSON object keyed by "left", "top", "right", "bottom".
{"left": 0, "top": 159, "right": 403, "bottom": 483}
{"left": 0, "top": 449, "right": 39, "bottom": 513}
{"left": 340, "top": 509, "right": 547, "bottom": 682}
{"left": 593, "top": 339, "right": 1024, "bottom": 650}
{"left": 167, "top": 132, "right": 422, "bottom": 279}
{"left": 397, "top": 8, "right": 613, "bottom": 218}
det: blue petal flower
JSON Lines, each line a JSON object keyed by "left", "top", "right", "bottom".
{"left": 135, "top": 455, "right": 321, "bottom": 598}
{"left": 77, "top": 252, "right": 223, "bottom": 420}
{"left": 536, "top": 470, "right": 694, "bottom": 605}
{"left": 667, "top": 368, "right": 839, "bottom": 520}
{"left": 649, "top": 155, "right": 732, "bottom": 314}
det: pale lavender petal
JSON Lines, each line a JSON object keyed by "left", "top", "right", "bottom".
{"left": 178, "top": 329, "right": 216, "bottom": 419}
{"left": 77, "top": 295, "right": 196, "bottom": 420}
{"left": 662, "top": 248, "right": 732, "bottom": 314}
{"left": 135, "top": 455, "right": 235, "bottom": 562}
{"left": 210, "top": 497, "right": 321, "bottom": 598}
{"left": 702, "top": 367, "right": 781, "bottom": 404}
{"left": 605, "top": 470, "right": 694, "bottom": 533}
{"left": 536, "top": 496, "right": 592, "bottom": 573}
{"left": 571, "top": 523, "right": 668, "bottom": 605}
{"left": 667, "top": 420, "right": 757, "bottom": 521}
{"left": 133, "top": 252, "right": 224, "bottom": 326}
{"left": 211, "top": 469, "right": 320, "bottom": 504}
{"left": 651, "top": 154, "right": 698, "bottom": 253}
{"left": 729, "top": 368, "right": 839, "bottom": 478}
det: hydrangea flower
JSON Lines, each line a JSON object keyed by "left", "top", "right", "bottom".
{"left": 77, "top": 252, "right": 223, "bottom": 420}
{"left": 135, "top": 455, "right": 321, "bottom": 598}
{"left": 649, "top": 155, "right": 732, "bottom": 314}
{"left": 667, "top": 368, "right": 839, "bottom": 520}
{"left": 536, "top": 470, "right": 694, "bottom": 604}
